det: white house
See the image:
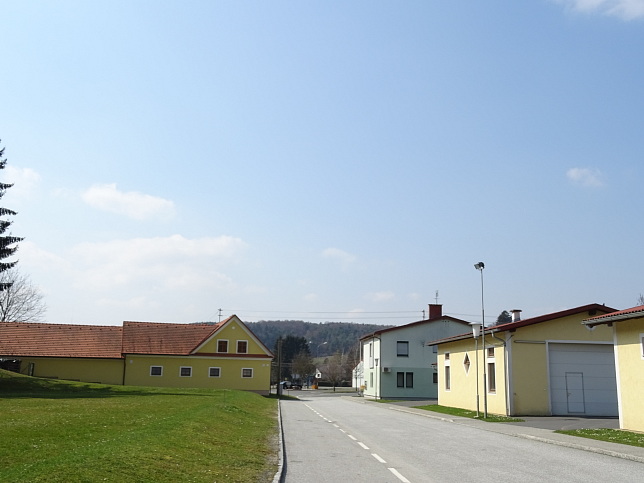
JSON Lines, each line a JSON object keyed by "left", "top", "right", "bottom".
{"left": 360, "top": 305, "right": 470, "bottom": 400}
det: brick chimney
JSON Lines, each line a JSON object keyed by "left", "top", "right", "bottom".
{"left": 511, "top": 309, "right": 522, "bottom": 322}
{"left": 428, "top": 304, "right": 442, "bottom": 319}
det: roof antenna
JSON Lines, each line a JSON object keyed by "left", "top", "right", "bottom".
{"left": 218, "top": 308, "right": 222, "bottom": 323}
{"left": 435, "top": 290, "right": 439, "bottom": 304}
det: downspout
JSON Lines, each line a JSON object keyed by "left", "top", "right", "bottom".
{"left": 122, "top": 354, "right": 127, "bottom": 386}
{"left": 490, "top": 330, "right": 513, "bottom": 416}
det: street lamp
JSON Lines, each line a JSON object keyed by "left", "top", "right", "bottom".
{"left": 470, "top": 322, "right": 481, "bottom": 418}
{"left": 474, "top": 261, "right": 488, "bottom": 418}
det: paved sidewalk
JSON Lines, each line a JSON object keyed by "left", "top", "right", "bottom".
{"left": 346, "top": 397, "right": 644, "bottom": 464}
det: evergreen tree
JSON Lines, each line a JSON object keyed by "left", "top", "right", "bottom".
{"left": 0, "top": 140, "right": 22, "bottom": 291}
{"left": 495, "top": 310, "right": 512, "bottom": 326}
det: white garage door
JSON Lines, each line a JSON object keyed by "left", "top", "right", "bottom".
{"left": 548, "top": 343, "right": 618, "bottom": 417}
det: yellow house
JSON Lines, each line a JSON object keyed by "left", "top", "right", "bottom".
{"left": 431, "top": 304, "right": 618, "bottom": 417}
{"left": 0, "top": 315, "right": 274, "bottom": 395}
{"left": 583, "top": 305, "right": 644, "bottom": 432}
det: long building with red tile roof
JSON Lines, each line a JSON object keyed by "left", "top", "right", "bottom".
{"left": 0, "top": 315, "right": 274, "bottom": 394}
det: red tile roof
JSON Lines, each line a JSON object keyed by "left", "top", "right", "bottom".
{"left": 0, "top": 322, "right": 123, "bottom": 358}
{"left": 122, "top": 321, "right": 224, "bottom": 355}
{"left": 428, "top": 303, "right": 617, "bottom": 345}
{"left": 583, "top": 305, "right": 644, "bottom": 327}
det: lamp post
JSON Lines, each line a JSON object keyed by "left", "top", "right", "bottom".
{"left": 470, "top": 322, "right": 481, "bottom": 418}
{"left": 474, "top": 261, "right": 487, "bottom": 419}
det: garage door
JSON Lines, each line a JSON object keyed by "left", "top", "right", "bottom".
{"left": 548, "top": 343, "right": 618, "bottom": 417}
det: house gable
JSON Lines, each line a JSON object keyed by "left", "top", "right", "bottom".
{"left": 193, "top": 315, "right": 273, "bottom": 358}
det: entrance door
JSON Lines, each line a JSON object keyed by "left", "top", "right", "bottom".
{"left": 565, "top": 372, "right": 585, "bottom": 413}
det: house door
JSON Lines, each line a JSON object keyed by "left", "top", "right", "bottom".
{"left": 565, "top": 372, "right": 585, "bottom": 413}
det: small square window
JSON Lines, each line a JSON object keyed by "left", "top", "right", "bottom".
{"left": 397, "top": 341, "right": 409, "bottom": 357}
{"left": 150, "top": 366, "right": 163, "bottom": 376}
{"left": 217, "top": 340, "right": 228, "bottom": 353}
{"left": 487, "top": 347, "right": 495, "bottom": 358}
{"left": 237, "top": 340, "right": 248, "bottom": 354}
{"left": 209, "top": 367, "right": 221, "bottom": 378}
{"left": 242, "top": 368, "right": 253, "bottom": 378}
{"left": 444, "top": 352, "right": 450, "bottom": 360}
{"left": 180, "top": 366, "right": 192, "bottom": 377}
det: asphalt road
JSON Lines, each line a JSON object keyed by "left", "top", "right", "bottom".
{"left": 280, "top": 392, "right": 643, "bottom": 483}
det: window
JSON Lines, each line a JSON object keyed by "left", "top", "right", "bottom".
{"left": 445, "top": 366, "right": 451, "bottom": 391}
{"left": 217, "top": 340, "right": 228, "bottom": 353}
{"left": 209, "top": 367, "right": 221, "bottom": 378}
{"left": 369, "top": 342, "right": 374, "bottom": 368}
{"left": 241, "top": 368, "right": 253, "bottom": 378}
{"left": 180, "top": 366, "right": 192, "bottom": 377}
{"left": 444, "top": 352, "right": 450, "bottom": 360}
{"left": 397, "top": 372, "right": 414, "bottom": 388}
{"left": 463, "top": 353, "right": 471, "bottom": 374}
{"left": 237, "top": 340, "right": 248, "bottom": 354}
{"left": 397, "top": 341, "right": 409, "bottom": 357}
{"left": 432, "top": 372, "right": 438, "bottom": 384}
{"left": 486, "top": 348, "right": 496, "bottom": 393}
{"left": 432, "top": 345, "right": 438, "bottom": 354}
{"left": 488, "top": 362, "right": 496, "bottom": 393}
{"left": 150, "top": 366, "right": 163, "bottom": 376}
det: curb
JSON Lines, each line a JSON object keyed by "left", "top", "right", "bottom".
{"left": 386, "top": 405, "right": 644, "bottom": 464}
{"left": 272, "top": 399, "right": 285, "bottom": 483}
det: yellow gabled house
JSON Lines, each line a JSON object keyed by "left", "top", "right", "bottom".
{"left": 584, "top": 305, "right": 644, "bottom": 432}
{"left": 0, "top": 315, "right": 274, "bottom": 395}
{"left": 430, "top": 304, "right": 618, "bottom": 417}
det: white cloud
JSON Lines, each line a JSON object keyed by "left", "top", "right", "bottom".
{"left": 3, "top": 166, "right": 41, "bottom": 199}
{"left": 81, "top": 183, "right": 176, "bottom": 220}
{"left": 71, "top": 234, "right": 247, "bottom": 290}
{"left": 554, "top": 0, "right": 644, "bottom": 20}
{"left": 321, "top": 247, "right": 356, "bottom": 264}
{"left": 566, "top": 167, "right": 604, "bottom": 187}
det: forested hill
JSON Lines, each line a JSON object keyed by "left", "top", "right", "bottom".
{"left": 246, "top": 320, "right": 393, "bottom": 357}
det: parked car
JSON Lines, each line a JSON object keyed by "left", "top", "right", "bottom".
{"left": 280, "top": 381, "right": 302, "bottom": 390}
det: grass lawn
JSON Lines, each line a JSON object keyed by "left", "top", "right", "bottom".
{"left": 556, "top": 428, "right": 644, "bottom": 448}
{"left": 0, "top": 370, "right": 278, "bottom": 482}
{"left": 413, "top": 404, "right": 524, "bottom": 423}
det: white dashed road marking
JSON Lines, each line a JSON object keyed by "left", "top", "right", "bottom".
{"left": 305, "top": 405, "right": 411, "bottom": 482}
{"left": 389, "top": 467, "right": 411, "bottom": 483}
{"left": 372, "top": 453, "right": 386, "bottom": 464}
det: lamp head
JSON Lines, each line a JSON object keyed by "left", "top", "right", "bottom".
{"left": 470, "top": 322, "right": 482, "bottom": 338}
{"left": 474, "top": 262, "right": 485, "bottom": 270}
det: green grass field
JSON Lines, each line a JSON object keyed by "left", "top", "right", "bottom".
{"left": 0, "top": 370, "right": 278, "bottom": 482}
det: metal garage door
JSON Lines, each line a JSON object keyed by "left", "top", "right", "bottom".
{"left": 548, "top": 343, "right": 618, "bottom": 417}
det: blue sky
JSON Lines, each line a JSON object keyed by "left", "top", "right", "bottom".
{"left": 1, "top": 1, "right": 643, "bottom": 326}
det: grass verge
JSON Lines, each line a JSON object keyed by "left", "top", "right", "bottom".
{"left": 0, "top": 370, "right": 277, "bottom": 482}
{"left": 413, "top": 404, "right": 524, "bottom": 423}
{"left": 556, "top": 428, "right": 644, "bottom": 448}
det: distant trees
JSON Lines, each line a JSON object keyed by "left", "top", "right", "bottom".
{"left": 324, "top": 352, "right": 352, "bottom": 391}
{"left": 0, "top": 140, "right": 22, "bottom": 290}
{"left": 248, "top": 320, "right": 392, "bottom": 358}
{"left": 0, "top": 269, "right": 46, "bottom": 322}
{"left": 495, "top": 310, "right": 512, "bottom": 326}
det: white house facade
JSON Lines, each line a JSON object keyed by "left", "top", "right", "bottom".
{"left": 361, "top": 305, "right": 470, "bottom": 400}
